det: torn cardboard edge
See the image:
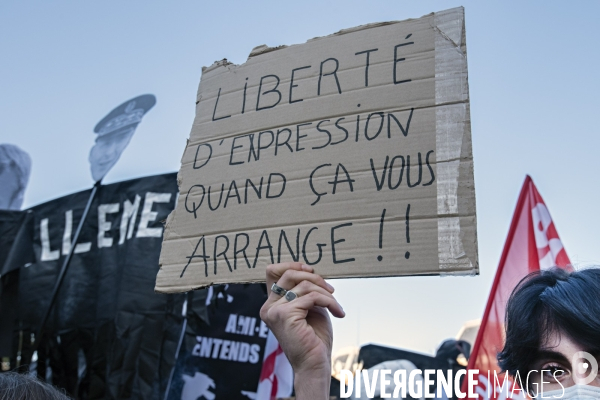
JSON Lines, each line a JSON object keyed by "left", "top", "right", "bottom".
{"left": 199, "top": 12, "right": 439, "bottom": 91}
{"left": 245, "top": 15, "right": 438, "bottom": 61}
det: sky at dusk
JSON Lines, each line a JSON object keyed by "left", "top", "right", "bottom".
{"left": 2, "top": 0, "right": 599, "bottom": 355}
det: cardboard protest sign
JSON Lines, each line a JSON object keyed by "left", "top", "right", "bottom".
{"left": 156, "top": 7, "right": 477, "bottom": 293}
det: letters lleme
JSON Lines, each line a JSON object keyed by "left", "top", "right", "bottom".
{"left": 40, "top": 192, "right": 171, "bottom": 261}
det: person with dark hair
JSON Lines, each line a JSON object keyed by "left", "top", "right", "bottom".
{"left": 260, "top": 263, "right": 600, "bottom": 399}
{"left": 497, "top": 267, "right": 600, "bottom": 398}
{"left": 0, "top": 372, "right": 71, "bottom": 400}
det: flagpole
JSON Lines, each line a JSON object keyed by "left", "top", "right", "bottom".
{"left": 461, "top": 175, "right": 532, "bottom": 391}
{"left": 163, "top": 297, "right": 188, "bottom": 400}
{"left": 30, "top": 180, "right": 101, "bottom": 360}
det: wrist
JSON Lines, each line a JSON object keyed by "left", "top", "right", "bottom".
{"left": 294, "top": 366, "right": 331, "bottom": 400}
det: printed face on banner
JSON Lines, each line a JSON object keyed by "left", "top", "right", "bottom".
{"left": 89, "top": 94, "right": 156, "bottom": 182}
{"left": 0, "top": 144, "right": 31, "bottom": 210}
{"left": 157, "top": 7, "right": 477, "bottom": 292}
{"left": 89, "top": 128, "right": 134, "bottom": 182}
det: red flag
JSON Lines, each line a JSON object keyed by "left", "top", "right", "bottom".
{"left": 466, "top": 176, "right": 571, "bottom": 399}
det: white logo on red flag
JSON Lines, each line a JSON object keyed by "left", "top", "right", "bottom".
{"left": 531, "top": 203, "right": 568, "bottom": 270}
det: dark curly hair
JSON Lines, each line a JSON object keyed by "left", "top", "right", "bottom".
{"left": 497, "top": 267, "right": 600, "bottom": 380}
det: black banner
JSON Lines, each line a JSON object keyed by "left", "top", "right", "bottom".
{"left": 0, "top": 209, "right": 33, "bottom": 276}
{"left": 0, "top": 210, "right": 34, "bottom": 367}
{"left": 167, "top": 284, "right": 269, "bottom": 400}
{"left": 11, "top": 173, "right": 186, "bottom": 399}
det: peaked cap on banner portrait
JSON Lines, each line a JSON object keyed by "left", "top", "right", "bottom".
{"left": 93, "top": 94, "right": 156, "bottom": 137}
{"left": 89, "top": 94, "right": 156, "bottom": 182}
{"left": 464, "top": 175, "right": 571, "bottom": 399}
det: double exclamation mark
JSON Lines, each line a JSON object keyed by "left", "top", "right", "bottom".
{"left": 377, "top": 204, "right": 411, "bottom": 262}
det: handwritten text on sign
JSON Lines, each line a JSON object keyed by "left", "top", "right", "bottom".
{"left": 156, "top": 8, "right": 477, "bottom": 292}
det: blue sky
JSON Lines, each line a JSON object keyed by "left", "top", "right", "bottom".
{"left": 2, "top": 0, "right": 599, "bottom": 355}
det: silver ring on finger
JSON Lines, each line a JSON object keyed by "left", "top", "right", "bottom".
{"left": 285, "top": 290, "right": 298, "bottom": 302}
{"left": 271, "top": 283, "right": 288, "bottom": 297}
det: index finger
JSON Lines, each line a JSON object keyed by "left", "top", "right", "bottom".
{"left": 265, "top": 262, "right": 314, "bottom": 290}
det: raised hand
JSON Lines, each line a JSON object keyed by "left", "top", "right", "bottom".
{"left": 260, "top": 262, "right": 345, "bottom": 399}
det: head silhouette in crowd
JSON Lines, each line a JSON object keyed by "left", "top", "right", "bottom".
{"left": 89, "top": 94, "right": 155, "bottom": 182}
{"left": 0, "top": 372, "right": 70, "bottom": 400}
{"left": 0, "top": 144, "right": 31, "bottom": 211}
{"left": 498, "top": 267, "right": 600, "bottom": 398}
